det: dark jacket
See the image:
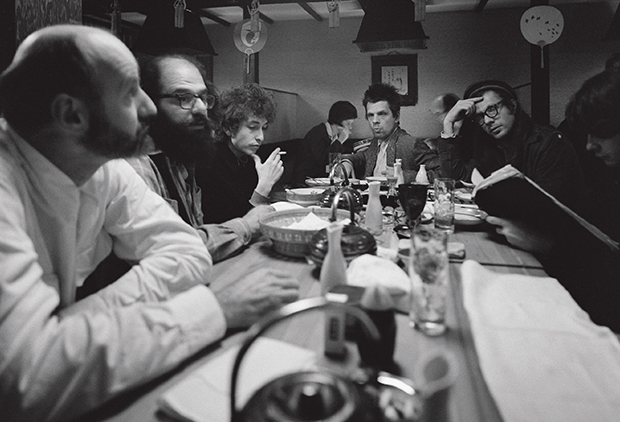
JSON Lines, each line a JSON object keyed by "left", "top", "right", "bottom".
{"left": 294, "top": 123, "right": 345, "bottom": 183}
{"left": 342, "top": 126, "right": 441, "bottom": 183}
{"left": 437, "top": 111, "right": 588, "bottom": 213}
{"left": 197, "top": 141, "right": 257, "bottom": 224}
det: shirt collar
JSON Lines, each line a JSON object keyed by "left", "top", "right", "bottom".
{"left": 325, "top": 122, "right": 339, "bottom": 143}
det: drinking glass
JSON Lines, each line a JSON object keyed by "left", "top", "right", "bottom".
{"left": 408, "top": 226, "right": 449, "bottom": 336}
{"left": 434, "top": 178, "right": 455, "bottom": 233}
{"left": 397, "top": 182, "right": 429, "bottom": 231}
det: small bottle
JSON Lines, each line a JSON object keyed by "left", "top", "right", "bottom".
{"left": 365, "top": 180, "right": 383, "bottom": 235}
{"left": 320, "top": 222, "right": 348, "bottom": 295}
{"left": 394, "top": 159, "right": 405, "bottom": 186}
{"left": 415, "top": 164, "right": 429, "bottom": 185}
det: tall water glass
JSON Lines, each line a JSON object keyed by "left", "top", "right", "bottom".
{"left": 434, "top": 178, "right": 455, "bottom": 233}
{"left": 408, "top": 226, "right": 449, "bottom": 336}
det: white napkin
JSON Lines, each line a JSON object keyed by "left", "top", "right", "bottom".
{"left": 158, "top": 338, "right": 316, "bottom": 422}
{"left": 462, "top": 260, "right": 620, "bottom": 422}
{"left": 270, "top": 201, "right": 303, "bottom": 211}
{"left": 346, "top": 254, "right": 411, "bottom": 312}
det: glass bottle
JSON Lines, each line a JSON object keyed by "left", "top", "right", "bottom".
{"left": 394, "top": 159, "right": 405, "bottom": 186}
{"left": 415, "top": 164, "right": 429, "bottom": 185}
{"left": 320, "top": 222, "right": 348, "bottom": 295}
{"left": 365, "top": 180, "right": 383, "bottom": 235}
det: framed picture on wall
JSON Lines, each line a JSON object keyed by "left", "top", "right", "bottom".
{"left": 371, "top": 54, "right": 418, "bottom": 106}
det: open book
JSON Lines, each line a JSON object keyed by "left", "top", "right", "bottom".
{"left": 472, "top": 164, "right": 620, "bottom": 254}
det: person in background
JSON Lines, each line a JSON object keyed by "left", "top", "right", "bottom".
{"left": 199, "top": 83, "right": 283, "bottom": 223}
{"left": 429, "top": 92, "right": 460, "bottom": 125}
{"left": 0, "top": 25, "right": 298, "bottom": 422}
{"left": 127, "top": 54, "right": 273, "bottom": 262}
{"left": 341, "top": 83, "right": 441, "bottom": 183}
{"left": 485, "top": 69, "right": 620, "bottom": 332}
{"left": 438, "top": 79, "right": 586, "bottom": 210}
{"left": 294, "top": 100, "right": 358, "bottom": 183}
{"left": 426, "top": 92, "right": 461, "bottom": 152}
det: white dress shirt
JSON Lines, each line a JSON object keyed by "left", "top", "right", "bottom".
{"left": 0, "top": 122, "right": 226, "bottom": 421}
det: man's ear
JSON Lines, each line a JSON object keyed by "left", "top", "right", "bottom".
{"left": 506, "top": 99, "right": 518, "bottom": 114}
{"left": 50, "top": 94, "right": 89, "bottom": 133}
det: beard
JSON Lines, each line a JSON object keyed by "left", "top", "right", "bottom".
{"left": 82, "top": 103, "right": 155, "bottom": 159}
{"left": 148, "top": 112, "right": 216, "bottom": 167}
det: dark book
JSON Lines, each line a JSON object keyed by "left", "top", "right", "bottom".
{"left": 472, "top": 164, "right": 620, "bottom": 254}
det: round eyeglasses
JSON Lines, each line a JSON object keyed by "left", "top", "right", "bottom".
{"left": 157, "top": 93, "right": 215, "bottom": 110}
{"left": 474, "top": 100, "right": 504, "bottom": 125}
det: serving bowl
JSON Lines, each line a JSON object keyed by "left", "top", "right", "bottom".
{"left": 285, "top": 187, "right": 325, "bottom": 206}
{"left": 260, "top": 207, "right": 350, "bottom": 258}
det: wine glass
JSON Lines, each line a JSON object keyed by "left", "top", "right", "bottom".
{"left": 396, "top": 182, "right": 429, "bottom": 237}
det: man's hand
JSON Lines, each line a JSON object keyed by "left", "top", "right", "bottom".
{"left": 486, "top": 215, "right": 555, "bottom": 257}
{"left": 252, "top": 148, "right": 284, "bottom": 197}
{"left": 242, "top": 205, "right": 275, "bottom": 238}
{"left": 443, "top": 97, "right": 483, "bottom": 136}
{"left": 213, "top": 267, "right": 299, "bottom": 329}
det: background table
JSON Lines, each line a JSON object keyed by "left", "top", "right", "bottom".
{"left": 88, "top": 227, "right": 546, "bottom": 422}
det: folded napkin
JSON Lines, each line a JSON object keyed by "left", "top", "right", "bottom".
{"left": 270, "top": 201, "right": 303, "bottom": 211}
{"left": 346, "top": 254, "right": 411, "bottom": 312}
{"left": 462, "top": 260, "right": 620, "bottom": 422}
{"left": 158, "top": 338, "right": 316, "bottom": 422}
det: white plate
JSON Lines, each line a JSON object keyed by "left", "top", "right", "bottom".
{"left": 366, "top": 176, "right": 388, "bottom": 184}
{"left": 454, "top": 207, "right": 487, "bottom": 226}
{"left": 287, "top": 188, "right": 325, "bottom": 195}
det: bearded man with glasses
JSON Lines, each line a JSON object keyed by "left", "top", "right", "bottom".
{"left": 126, "top": 54, "right": 278, "bottom": 263}
{"left": 437, "top": 79, "right": 586, "bottom": 211}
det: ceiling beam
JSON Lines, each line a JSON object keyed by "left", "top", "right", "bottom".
{"left": 82, "top": 13, "right": 143, "bottom": 30}
{"left": 475, "top": 0, "right": 490, "bottom": 13}
{"left": 259, "top": 12, "right": 274, "bottom": 24}
{"left": 297, "top": 2, "right": 322, "bottom": 21}
{"left": 195, "top": 8, "right": 231, "bottom": 26}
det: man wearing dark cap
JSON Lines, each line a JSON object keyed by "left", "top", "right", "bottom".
{"left": 294, "top": 100, "right": 358, "bottom": 182}
{"left": 438, "top": 79, "right": 586, "bottom": 209}
{"left": 482, "top": 70, "right": 620, "bottom": 333}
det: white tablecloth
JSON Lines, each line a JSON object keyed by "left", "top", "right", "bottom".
{"left": 462, "top": 260, "right": 620, "bottom": 422}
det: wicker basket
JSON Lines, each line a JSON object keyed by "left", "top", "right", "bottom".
{"left": 260, "top": 208, "right": 349, "bottom": 258}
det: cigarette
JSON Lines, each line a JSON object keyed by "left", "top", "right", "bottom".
{"left": 278, "top": 151, "right": 287, "bottom": 155}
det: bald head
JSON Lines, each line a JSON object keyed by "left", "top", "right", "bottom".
{"left": 430, "top": 92, "right": 460, "bottom": 123}
{"left": 0, "top": 25, "right": 136, "bottom": 135}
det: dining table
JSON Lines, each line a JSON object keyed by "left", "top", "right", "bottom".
{"left": 87, "top": 199, "right": 548, "bottom": 422}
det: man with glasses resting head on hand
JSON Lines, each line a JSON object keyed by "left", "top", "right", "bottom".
{"left": 437, "top": 79, "right": 586, "bottom": 210}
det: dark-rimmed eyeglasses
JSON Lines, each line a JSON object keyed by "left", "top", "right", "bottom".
{"left": 157, "top": 93, "right": 215, "bottom": 110}
{"left": 473, "top": 100, "right": 504, "bottom": 125}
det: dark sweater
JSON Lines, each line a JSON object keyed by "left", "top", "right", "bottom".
{"left": 197, "top": 141, "right": 258, "bottom": 224}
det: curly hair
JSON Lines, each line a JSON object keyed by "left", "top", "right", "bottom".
{"left": 362, "top": 83, "right": 401, "bottom": 119}
{"left": 217, "top": 83, "right": 276, "bottom": 141}
{"left": 566, "top": 69, "right": 620, "bottom": 139}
